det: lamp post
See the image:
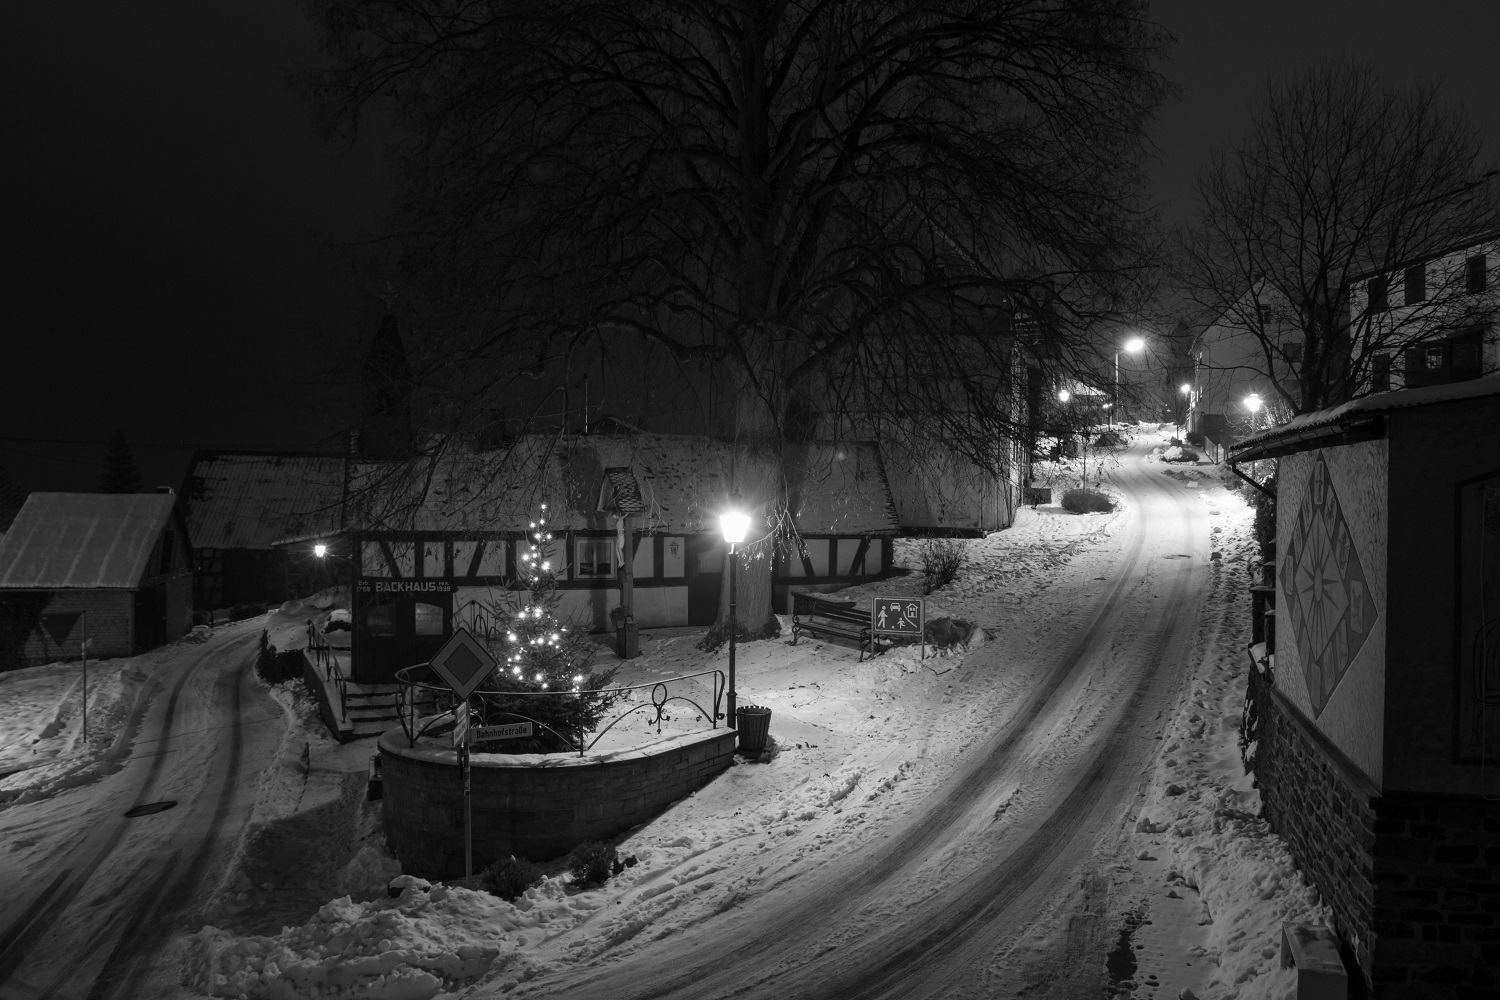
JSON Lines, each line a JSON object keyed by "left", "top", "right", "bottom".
{"left": 1178, "top": 383, "right": 1191, "bottom": 437}
{"left": 1114, "top": 336, "right": 1145, "bottom": 431}
{"left": 719, "top": 500, "right": 751, "bottom": 729}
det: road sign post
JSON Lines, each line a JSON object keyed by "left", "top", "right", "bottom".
{"left": 429, "top": 630, "right": 499, "bottom": 881}
{"left": 873, "top": 597, "right": 925, "bottom": 659}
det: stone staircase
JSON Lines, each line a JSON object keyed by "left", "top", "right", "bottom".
{"left": 342, "top": 682, "right": 402, "bottom": 739}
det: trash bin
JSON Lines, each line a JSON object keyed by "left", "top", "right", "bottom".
{"left": 735, "top": 705, "right": 772, "bottom": 754}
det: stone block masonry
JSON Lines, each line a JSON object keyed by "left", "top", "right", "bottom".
{"left": 18, "top": 590, "right": 134, "bottom": 662}
{"left": 1253, "top": 667, "right": 1500, "bottom": 997}
{"left": 1254, "top": 670, "right": 1378, "bottom": 987}
{"left": 1370, "top": 794, "right": 1500, "bottom": 998}
{"left": 380, "top": 727, "right": 738, "bottom": 879}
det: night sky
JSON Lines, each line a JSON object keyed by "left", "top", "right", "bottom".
{"left": 1, "top": 1, "right": 1496, "bottom": 494}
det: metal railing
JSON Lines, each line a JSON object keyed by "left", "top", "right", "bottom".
{"left": 305, "top": 620, "right": 350, "bottom": 724}
{"left": 455, "top": 599, "right": 500, "bottom": 643}
{"left": 395, "top": 664, "right": 726, "bottom": 756}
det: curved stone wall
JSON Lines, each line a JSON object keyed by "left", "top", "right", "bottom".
{"left": 379, "top": 726, "right": 736, "bottom": 879}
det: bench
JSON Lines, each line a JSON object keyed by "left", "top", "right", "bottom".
{"left": 791, "top": 592, "right": 876, "bottom": 660}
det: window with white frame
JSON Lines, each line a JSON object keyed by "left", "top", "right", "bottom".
{"left": 575, "top": 537, "right": 615, "bottom": 578}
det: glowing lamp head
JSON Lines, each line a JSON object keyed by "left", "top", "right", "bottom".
{"left": 313, "top": 543, "right": 328, "bottom": 558}
{"left": 1057, "top": 389, "right": 1071, "bottom": 403}
{"left": 1123, "top": 336, "right": 1145, "bottom": 353}
{"left": 1245, "top": 394, "right": 1263, "bottom": 413}
{"left": 720, "top": 507, "right": 751, "bottom": 545}
{"left": 1180, "top": 384, "right": 1191, "bottom": 396}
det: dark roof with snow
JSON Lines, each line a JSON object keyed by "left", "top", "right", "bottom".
{"left": 182, "top": 452, "right": 346, "bottom": 550}
{"left": 343, "top": 434, "right": 899, "bottom": 536}
{"left": 1229, "top": 376, "right": 1500, "bottom": 463}
{"left": 0, "top": 493, "right": 178, "bottom": 589}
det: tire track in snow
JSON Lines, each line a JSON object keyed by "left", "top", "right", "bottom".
{"left": 0, "top": 627, "right": 259, "bottom": 1000}
{"left": 516, "top": 443, "right": 1208, "bottom": 1000}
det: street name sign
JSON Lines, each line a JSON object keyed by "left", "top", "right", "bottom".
{"left": 452, "top": 702, "right": 470, "bottom": 748}
{"left": 473, "top": 722, "right": 533, "bottom": 741}
{"left": 429, "top": 627, "right": 497, "bottom": 700}
{"left": 873, "top": 597, "right": 923, "bottom": 636}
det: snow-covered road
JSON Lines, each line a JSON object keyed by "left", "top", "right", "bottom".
{"left": 0, "top": 622, "right": 279, "bottom": 1000}
{"left": 506, "top": 438, "right": 1212, "bottom": 999}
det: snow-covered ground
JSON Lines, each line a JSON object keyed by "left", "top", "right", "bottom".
{"left": 0, "top": 428, "right": 1335, "bottom": 1000}
{"left": 0, "top": 624, "right": 214, "bottom": 804}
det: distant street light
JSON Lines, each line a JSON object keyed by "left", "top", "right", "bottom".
{"left": 314, "top": 543, "right": 328, "bottom": 558}
{"left": 1178, "top": 384, "right": 1191, "bottom": 437}
{"left": 719, "top": 499, "right": 751, "bottom": 730}
{"left": 1114, "top": 337, "right": 1146, "bottom": 430}
{"left": 1057, "top": 388, "right": 1071, "bottom": 403}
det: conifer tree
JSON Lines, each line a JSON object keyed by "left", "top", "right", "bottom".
{"left": 476, "top": 503, "right": 618, "bottom": 752}
{"left": 98, "top": 431, "right": 144, "bottom": 493}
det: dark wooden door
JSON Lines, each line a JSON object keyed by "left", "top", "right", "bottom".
{"left": 685, "top": 536, "right": 723, "bottom": 625}
{"left": 355, "top": 592, "right": 453, "bottom": 684}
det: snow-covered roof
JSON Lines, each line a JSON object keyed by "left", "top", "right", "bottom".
{"left": 0, "top": 492, "right": 178, "bottom": 589}
{"left": 344, "top": 434, "right": 899, "bottom": 537}
{"left": 183, "top": 452, "right": 346, "bottom": 550}
{"left": 1229, "top": 375, "right": 1500, "bottom": 462}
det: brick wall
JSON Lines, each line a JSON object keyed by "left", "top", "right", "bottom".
{"left": 1370, "top": 794, "right": 1500, "bottom": 997}
{"left": 1253, "top": 668, "right": 1378, "bottom": 985}
{"left": 380, "top": 728, "right": 738, "bottom": 879}
{"left": 20, "top": 590, "right": 134, "bottom": 662}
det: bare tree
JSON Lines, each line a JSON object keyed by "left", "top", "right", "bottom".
{"left": 1184, "top": 59, "right": 1500, "bottom": 415}
{"left": 303, "top": 0, "right": 1170, "bottom": 639}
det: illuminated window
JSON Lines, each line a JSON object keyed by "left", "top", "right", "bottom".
{"left": 575, "top": 538, "right": 615, "bottom": 578}
{"left": 414, "top": 602, "right": 445, "bottom": 635}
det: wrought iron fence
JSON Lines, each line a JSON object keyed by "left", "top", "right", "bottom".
{"left": 394, "top": 664, "right": 726, "bottom": 756}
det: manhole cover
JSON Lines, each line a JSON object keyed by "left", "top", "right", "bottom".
{"left": 124, "top": 800, "right": 177, "bottom": 818}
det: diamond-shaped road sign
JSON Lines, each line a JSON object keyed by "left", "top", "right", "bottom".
{"left": 429, "top": 627, "right": 498, "bottom": 700}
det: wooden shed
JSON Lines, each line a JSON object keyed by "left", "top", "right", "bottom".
{"left": 1229, "top": 375, "right": 1500, "bottom": 995}
{"left": 0, "top": 492, "right": 194, "bottom": 661}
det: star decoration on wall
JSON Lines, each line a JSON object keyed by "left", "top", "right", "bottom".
{"left": 1279, "top": 454, "right": 1379, "bottom": 718}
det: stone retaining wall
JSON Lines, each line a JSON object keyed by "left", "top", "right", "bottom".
{"left": 1371, "top": 793, "right": 1500, "bottom": 996}
{"left": 1253, "top": 667, "right": 1378, "bottom": 987}
{"left": 380, "top": 726, "right": 737, "bottom": 879}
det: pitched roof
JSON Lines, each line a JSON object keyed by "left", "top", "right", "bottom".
{"left": 0, "top": 493, "right": 177, "bottom": 589}
{"left": 1229, "top": 375, "right": 1500, "bottom": 463}
{"left": 182, "top": 452, "right": 346, "bottom": 550}
{"left": 344, "top": 434, "right": 899, "bottom": 536}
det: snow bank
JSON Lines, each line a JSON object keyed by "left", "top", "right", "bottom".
{"left": 1128, "top": 483, "right": 1331, "bottom": 1000}
{"left": 184, "top": 885, "right": 522, "bottom": 1000}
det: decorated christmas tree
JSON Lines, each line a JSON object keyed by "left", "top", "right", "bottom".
{"left": 477, "top": 503, "right": 618, "bottom": 752}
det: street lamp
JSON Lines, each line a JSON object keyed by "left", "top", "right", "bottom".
{"left": 1178, "top": 383, "right": 1191, "bottom": 437}
{"left": 1114, "top": 336, "right": 1146, "bottom": 431}
{"left": 1057, "top": 388, "right": 1071, "bottom": 403}
{"left": 1244, "top": 393, "right": 1263, "bottom": 430}
{"left": 314, "top": 543, "right": 328, "bottom": 559}
{"left": 719, "top": 499, "right": 751, "bottom": 730}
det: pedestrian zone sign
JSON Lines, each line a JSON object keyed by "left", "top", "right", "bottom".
{"left": 873, "top": 598, "right": 923, "bottom": 636}
{"left": 429, "top": 627, "right": 497, "bottom": 700}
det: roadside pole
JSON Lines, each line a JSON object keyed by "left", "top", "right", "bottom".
{"left": 81, "top": 613, "right": 88, "bottom": 742}
{"left": 463, "top": 713, "right": 472, "bottom": 879}
{"left": 453, "top": 699, "right": 473, "bottom": 878}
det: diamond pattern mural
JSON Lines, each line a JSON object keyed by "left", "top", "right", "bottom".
{"left": 1279, "top": 454, "right": 1379, "bottom": 718}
